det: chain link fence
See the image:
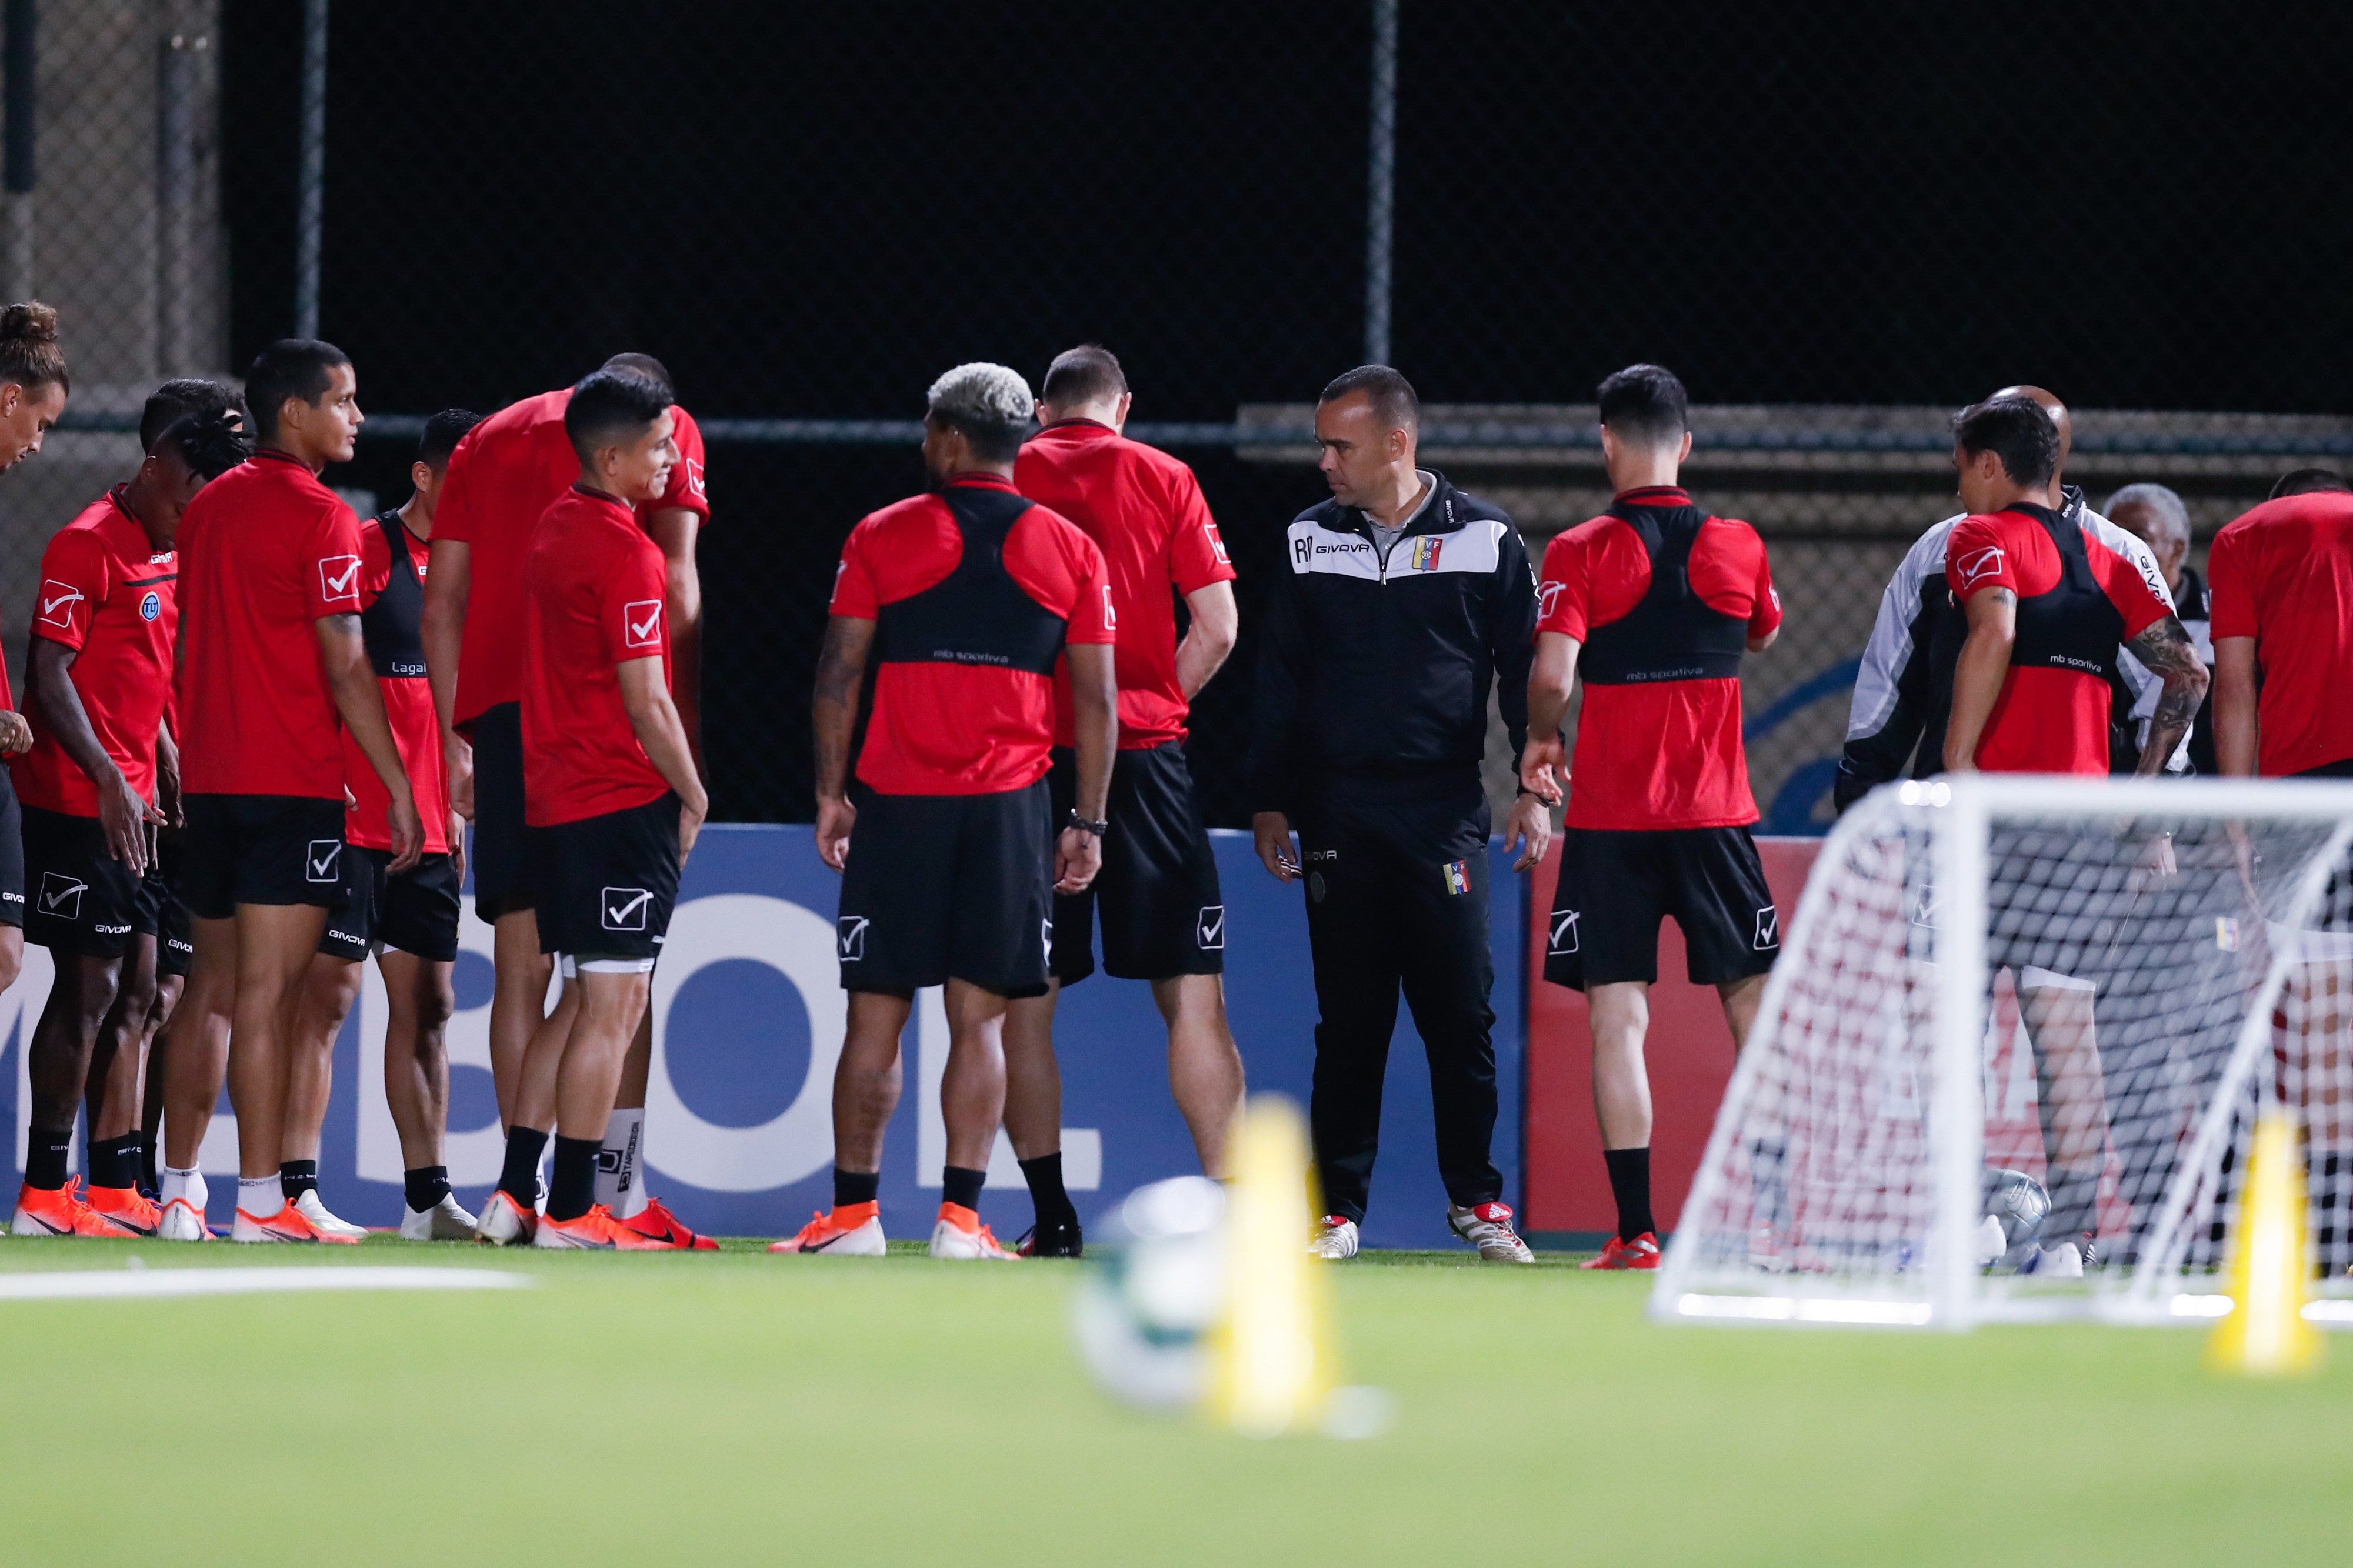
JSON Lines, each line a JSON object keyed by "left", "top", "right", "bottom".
{"left": 1, "top": 2, "right": 2347, "bottom": 829}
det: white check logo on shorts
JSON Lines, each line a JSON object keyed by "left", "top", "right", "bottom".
{"left": 1754, "top": 907, "right": 1779, "bottom": 950}
{"left": 1549, "top": 908, "right": 1581, "bottom": 955}
{"left": 602, "top": 888, "right": 654, "bottom": 932}
{"left": 837, "top": 916, "right": 868, "bottom": 961}
{"left": 306, "top": 840, "right": 342, "bottom": 882}
{"left": 623, "top": 600, "right": 664, "bottom": 649}
{"left": 318, "top": 555, "right": 362, "bottom": 604}
{"left": 1197, "top": 905, "right": 1225, "bottom": 950}
{"left": 38, "top": 872, "right": 86, "bottom": 920}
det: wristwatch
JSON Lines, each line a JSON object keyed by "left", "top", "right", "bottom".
{"left": 1066, "top": 809, "right": 1109, "bottom": 839}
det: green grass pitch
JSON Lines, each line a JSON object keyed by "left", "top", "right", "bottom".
{"left": 1, "top": 1236, "right": 2345, "bottom": 1565}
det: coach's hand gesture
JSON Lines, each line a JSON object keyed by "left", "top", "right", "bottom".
{"left": 816, "top": 792, "right": 855, "bottom": 872}
{"left": 1253, "top": 810, "right": 1300, "bottom": 882}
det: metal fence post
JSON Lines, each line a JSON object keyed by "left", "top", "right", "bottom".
{"left": 294, "top": 0, "right": 329, "bottom": 339}
{"left": 1363, "top": 0, "right": 1397, "bottom": 367}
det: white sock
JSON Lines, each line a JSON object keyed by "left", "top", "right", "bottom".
{"left": 598, "top": 1108, "right": 649, "bottom": 1217}
{"left": 237, "top": 1175, "right": 282, "bottom": 1217}
{"left": 159, "top": 1166, "right": 206, "bottom": 1214}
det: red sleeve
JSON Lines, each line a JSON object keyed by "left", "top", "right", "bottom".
{"left": 1163, "top": 466, "right": 1235, "bottom": 595}
{"left": 829, "top": 521, "right": 881, "bottom": 619}
{"left": 1535, "top": 526, "right": 1591, "bottom": 640}
{"left": 1945, "top": 515, "right": 2018, "bottom": 603}
{"left": 2206, "top": 525, "right": 2255, "bottom": 639}
{"left": 2087, "top": 533, "right": 2171, "bottom": 640}
{"left": 356, "top": 518, "right": 393, "bottom": 610}
{"left": 434, "top": 432, "right": 478, "bottom": 544}
{"left": 654, "top": 406, "right": 710, "bottom": 522}
{"left": 1066, "top": 530, "right": 1116, "bottom": 646}
{"left": 1749, "top": 533, "right": 1783, "bottom": 639}
{"left": 604, "top": 541, "right": 671, "bottom": 666}
{"left": 31, "top": 529, "right": 109, "bottom": 652}
{"left": 305, "top": 502, "right": 366, "bottom": 618}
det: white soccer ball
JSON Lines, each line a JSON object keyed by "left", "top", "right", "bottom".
{"left": 1982, "top": 1167, "right": 2051, "bottom": 1271}
{"left": 1070, "top": 1176, "right": 1227, "bottom": 1411}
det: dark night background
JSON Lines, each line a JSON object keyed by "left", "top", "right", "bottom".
{"left": 218, "top": 1, "right": 2353, "bottom": 821}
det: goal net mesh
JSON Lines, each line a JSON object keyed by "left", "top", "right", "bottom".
{"left": 1654, "top": 778, "right": 2353, "bottom": 1327}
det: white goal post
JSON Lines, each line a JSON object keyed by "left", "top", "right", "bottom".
{"left": 1653, "top": 775, "right": 2353, "bottom": 1330}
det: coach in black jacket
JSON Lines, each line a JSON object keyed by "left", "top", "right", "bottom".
{"left": 1248, "top": 365, "right": 1546, "bottom": 1262}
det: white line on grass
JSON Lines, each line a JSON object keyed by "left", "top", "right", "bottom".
{"left": 0, "top": 1266, "right": 533, "bottom": 1302}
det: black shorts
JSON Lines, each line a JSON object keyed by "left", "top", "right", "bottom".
{"left": 155, "top": 830, "right": 192, "bottom": 977}
{"left": 528, "top": 793, "right": 681, "bottom": 963}
{"left": 0, "top": 766, "right": 22, "bottom": 928}
{"left": 836, "top": 781, "right": 1052, "bottom": 999}
{"left": 1544, "top": 825, "right": 1780, "bottom": 991}
{"left": 319, "top": 849, "right": 463, "bottom": 963}
{"left": 469, "top": 701, "right": 532, "bottom": 924}
{"left": 178, "top": 794, "right": 349, "bottom": 922}
{"left": 21, "top": 806, "right": 169, "bottom": 959}
{"left": 1048, "top": 743, "right": 1224, "bottom": 986}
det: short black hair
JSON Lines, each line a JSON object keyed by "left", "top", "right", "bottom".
{"left": 1318, "top": 363, "right": 1418, "bottom": 434}
{"left": 1041, "top": 344, "right": 1128, "bottom": 409}
{"left": 564, "top": 369, "right": 672, "bottom": 466}
{"left": 1952, "top": 395, "right": 2061, "bottom": 488}
{"left": 154, "top": 407, "right": 253, "bottom": 482}
{"left": 1597, "top": 363, "right": 1689, "bottom": 445}
{"left": 602, "top": 352, "right": 674, "bottom": 397}
{"left": 419, "top": 408, "right": 481, "bottom": 471}
{"left": 141, "top": 377, "right": 245, "bottom": 452}
{"left": 2270, "top": 467, "right": 2351, "bottom": 500}
{"left": 245, "top": 339, "right": 351, "bottom": 442}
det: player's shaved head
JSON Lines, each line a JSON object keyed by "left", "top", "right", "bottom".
{"left": 1041, "top": 344, "right": 1128, "bottom": 411}
{"left": 2270, "top": 467, "right": 2351, "bottom": 499}
{"left": 1319, "top": 364, "right": 1418, "bottom": 436}
{"left": 1992, "top": 385, "right": 2071, "bottom": 468}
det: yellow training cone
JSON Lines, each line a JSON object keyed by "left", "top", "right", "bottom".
{"left": 2207, "top": 1110, "right": 2322, "bottom": 1376}
{"left": 1205, "top": 1096, "right": 1336, "bottom": 1436}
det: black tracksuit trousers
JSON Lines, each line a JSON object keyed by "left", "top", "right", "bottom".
{"left": 1297, "top": 786, "right": 1504, "bottom": 1226}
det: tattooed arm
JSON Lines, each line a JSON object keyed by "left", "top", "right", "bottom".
{"left": 812, "top": 615, "right": 875, "bottom": 871}
{"left": 2126, "top": 614, "right": 2211, "bottom": 776}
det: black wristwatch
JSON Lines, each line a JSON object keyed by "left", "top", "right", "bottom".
{"left": 1066, "top": 809, "right": 1109, "bottom": 839}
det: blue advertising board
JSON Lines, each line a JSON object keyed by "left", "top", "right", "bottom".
{"left": 2, "top": 826, "right": 1524, "bottom": 1250}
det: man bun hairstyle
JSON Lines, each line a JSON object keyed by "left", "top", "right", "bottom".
{"left": 141, "top": 377, "right": 245, "bottom": 453}
{"left": 420, "top": 408, "right": 481, "bottom": 471}
{"left": 1041, "top": 344, "right": 1128, "bottom": 410}
{"left": 1318, "top": 363, "right": 1418, "bottom": 435}
{"left": 601, "top": 352, "right": 674, "bottom": 398}
{"left": 155, "top": 407, "right": 254, "bottom": 482}
{"left": 2269, "top": 466, "right": 2351, "bottom": 500}
{"left": 0, "top": 300, "right": 68, "bottom": 396}
{"left": 925, "top": 362, "right": 1034, "bottom": 465}
{"left": 565, "top": 369, "right": 672, "bottom": 466}
{"left": 1952, "top": 394, "right": 2061, "bottom": 489}
{"left": 245, "top": 338, "right": 352, "bottom": 442}
{"left": 1597, "top": 363, "right": 1689, "bottom": 445}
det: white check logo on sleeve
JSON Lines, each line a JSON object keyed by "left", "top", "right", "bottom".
{"left": 319, "top": 555, "right": 362, "bottom": 603}
{"left": 1952, "top": 545, "right": 2005, "bottom": 590}
{"left": 36, "top": 581, "right": 85, "bottom": 631}
{"left": 623, "top": 600, "right": 664, "bottom": 649}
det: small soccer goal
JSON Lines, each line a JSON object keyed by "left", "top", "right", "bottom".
{"left": 1654, "top": 775, "right": 2353, "bottom": 1330}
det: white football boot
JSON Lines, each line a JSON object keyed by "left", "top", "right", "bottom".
{"left": 1447, "top": 1202, "right": 1534, "bottom": 1262}
{"left": 399, "top": 1191, "right": 482, "bottom": 1242}
{"left": 474, "top": 1189, "right": 537, "bottom": 1246}
{"left": 293, "top": 1189, "right": 369, "bottom": 1240}
{"left": 928, "top": 1206, "right": 1018, "bottom": 1260}
{"left": 1308, "top": 1215, "right": 1359, "bottom": 1260}
{"left": 156, "top": 1197, "right": 211, "bottom": 1242}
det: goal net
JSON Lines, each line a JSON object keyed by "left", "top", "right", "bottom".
{"left": 1654, "top": 775, "right": 2353, "bottom": 1330}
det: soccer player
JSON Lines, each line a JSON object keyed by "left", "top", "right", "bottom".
{"left": 155, "top": 339, "right": 422, "bottom": 1245}
{"left": 2107, "top": 482, "right": 2216, "bottom": 774}
{"left": 1522, "top": 365, "right": 1783, "bottom": 1271}
{"left": 2208, "top": 467, "right": 2353, "bottom": 782}
{"left": 474, "top": 370, "right": 707, "bottom": 1249}
{"left": 776, "top": 362, "right": 1116, "bottom": 1262}
{"left": 8, "top": 409, "right": 245, "bottom": 1237}
{"left": 998, "top": 345, "right": 1245, "bottom": 1255}
{"left": 421, "top": 355, "right": 710, "bottom": 1244}
{"left": 1941, "top": 395, "right": 2207, "bottom": 1265}
{"left": 1248, "top": 365, "right": 1545, "bottom": 1263}
{"left": 276, "top": 411, "right": 483, "bottom": 1242}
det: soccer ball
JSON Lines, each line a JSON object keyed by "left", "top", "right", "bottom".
{"left": 1070, "top": 1176, "right": 1227, "bottom": 1411}
{"left": 1981, "top": 1167, "right": 2051, "bottom": 1272}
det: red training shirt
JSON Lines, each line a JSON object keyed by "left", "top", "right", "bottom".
{"left": 435, "top": 392, "right": 708, "bottom": 728}
{"left": 1014, "top": 420, "right": 1235, "bottom": 750}
{"left": 1946, "top": 505, "right": 2171, "bottom": 775}
{"left": 2207, "top": 488, "right": 2353, "bottom": 777}
{"left": 1537, "top": 489, "right": 1781, "bottom": 830}
{"left": 829, "top": 474, "right": 1116, "bottom": 795}
{"left": 12, "top": 489, "right": 177, "bottom": 815}
{"left": 341, "top": 515, "right": 451, "bottom": 852}
{"left": 521, "top": 486, "right": 673, "bottom": 826}
{"left": 175, "top": 450, "right": 366, "bottom": 799}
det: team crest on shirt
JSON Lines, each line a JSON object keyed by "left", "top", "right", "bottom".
{"left": 1409, "top": 536, "right": 1444, "bottom": 572}
{"left": 139, "top": 590, "right": 162, "bottom": 621}
{"left": 1951, "top": 545, "right": 2005, "bottom": 589}
{"left": 1442, "top": 859, "right": 1472, "bottom": 896}
{"left": 622, "top": 600, "right": 664, "bottom": 649}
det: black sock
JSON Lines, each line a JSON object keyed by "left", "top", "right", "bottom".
{"left": 141, "top": 1141, "right": 159, "bottom": 1195}
{"left": 498, "top": 1126, "right": 549, "bottom": 1203}
{"left": 548, "top": 1137, "right": 600, "bottom": 1223}
{"left": 1604, "top": 1146, "right": 1654, "bottom": 1241}
{"left": 279, "top": 1159, "right": 319, "bottom": 1202}
{"left": 25, "top": 1128, "right": 72, "bottom": 1192}
{"left": 1018, "top": 1152, "right": 1076, "bottom": 1227}
{"left": 942, "top": 1164, "right": 986, "bottom": 1212}
{"left": 403, "top": 1165, "right": 451, "bottom": 1213}
{"left": 833, "top": 1166, "right": 879, "bottom": 1209}
{"left": 89, "top": 1133, "right": 143, "bottom": 1189}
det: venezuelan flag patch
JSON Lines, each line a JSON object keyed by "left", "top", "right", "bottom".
{"left": 1442, "top": 859, "right": 1472, "bottom": 896}
{"left": 1409, "top": 535, "right": 1444, "bottom": 571}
